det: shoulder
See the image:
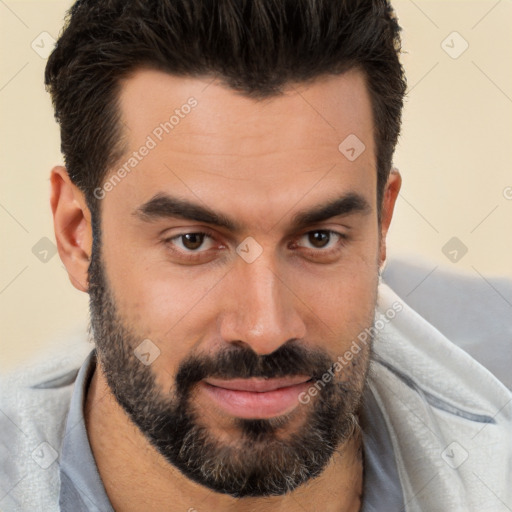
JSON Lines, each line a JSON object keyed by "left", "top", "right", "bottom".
{"left": 373, "top": 277, "right": 512, "bottom": 511}
{"left": 0, "top": 331, "right": 92, "bottom": 512}
{"left": 382, "top": 256, "right": 512, "bottom": 389}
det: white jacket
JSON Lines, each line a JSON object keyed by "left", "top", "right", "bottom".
{"left": 0, "top": 282, "right": 511, "bottom": 511}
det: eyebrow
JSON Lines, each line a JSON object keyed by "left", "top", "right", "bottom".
{"left": 133, "top": 192, "right": 371, "bottom": 232}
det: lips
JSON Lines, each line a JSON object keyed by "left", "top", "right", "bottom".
{"left": 200, "top": 376, "right": 313, "bottom": 419}
{"left": 204, "top": 376, "right": 311, "bottom": 392}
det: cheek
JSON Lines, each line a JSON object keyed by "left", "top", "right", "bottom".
{"left": 296, "top": 266, "right": 378, "bottom": 349}
{"left": 290, "top": 261, "right": 379, "bottom": 377}
{"left": 100, "top": 228, "right": 224, "bottom": 374}
{"left": 291, "top": 229, "right": 380, "bottom": 327}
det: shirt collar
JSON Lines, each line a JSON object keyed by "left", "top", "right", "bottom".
{"left": 59, "top": 349, "right": 114, "bottom": 512}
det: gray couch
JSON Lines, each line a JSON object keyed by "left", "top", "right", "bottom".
{"left": 383, "top": 257, "right": 512, "bottom": 390}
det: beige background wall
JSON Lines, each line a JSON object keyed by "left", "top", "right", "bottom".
{"left": 1, "top": 0, "right": 511, "bottom": 371}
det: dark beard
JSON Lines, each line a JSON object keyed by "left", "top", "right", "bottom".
{"left": 87, "top": 239, "right": 371, "bottom": 498}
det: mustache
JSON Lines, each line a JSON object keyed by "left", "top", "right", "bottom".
{"left": 174, "top": 340, "right": 334, "bottom": 395}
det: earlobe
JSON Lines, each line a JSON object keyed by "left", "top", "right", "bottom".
{"left": 50, "top": 166, "right": 93, "bottom": 292}
{"left": 379, "top": 168, "right": 402, "bottom": 268}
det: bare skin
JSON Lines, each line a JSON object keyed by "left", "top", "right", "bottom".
{"left": 51, "top": 68, "right": 401, "bottom": 511}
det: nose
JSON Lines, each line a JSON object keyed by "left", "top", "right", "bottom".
{"left": 218, "top": 254, "right": 307, "bottom": 356}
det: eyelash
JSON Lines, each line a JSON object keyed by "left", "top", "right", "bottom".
{"left": 162, "top": 229, "right": 348, "bottom": 263}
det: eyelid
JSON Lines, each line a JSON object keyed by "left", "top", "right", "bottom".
{"left": 292, "top": 229, "right": 347, "bottom": 250}
{"left": 164, "top": 230, "right": 218, "bottom": 251}
{"left": 162, "top": 228, "right": 348, "bottom": 263}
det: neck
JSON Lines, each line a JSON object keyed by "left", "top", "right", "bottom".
{"left": 85, "top": 366, "right": 364, "bottom": 512}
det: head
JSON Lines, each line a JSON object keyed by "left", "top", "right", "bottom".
{"left": 47, "top": 0, "right": 405, "bottom": 498}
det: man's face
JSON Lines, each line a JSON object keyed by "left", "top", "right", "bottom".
{"left": 89, "top": 68, "right": 385, "bottom": 497}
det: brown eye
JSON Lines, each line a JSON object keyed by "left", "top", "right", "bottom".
{"left": 307, "top": 231, "right": 331, "bottom": 248}
{"left": 165, "top": 232, "right": 214, "bottom": 253}
{"left": 293, "top": 230, "right": 346, "bottom": 255}
{"left": 180, "top": 233, "right": 206, "bottom": 250}
{"left": 163, "top": 230, "right": 224, "bottom": 264}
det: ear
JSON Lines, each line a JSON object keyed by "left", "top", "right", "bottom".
{"left": 378, "top": 168, "right": 401, "bottom": 268}
{"left": 50, "top": 166, "right": 93, "bottom": 292}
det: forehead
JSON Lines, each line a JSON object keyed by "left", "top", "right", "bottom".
{"left": 106, "top": 68, "right": 376, "bottom": 224}
{"left": 117, "top": 67, "right": 373, "bottom": 153}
